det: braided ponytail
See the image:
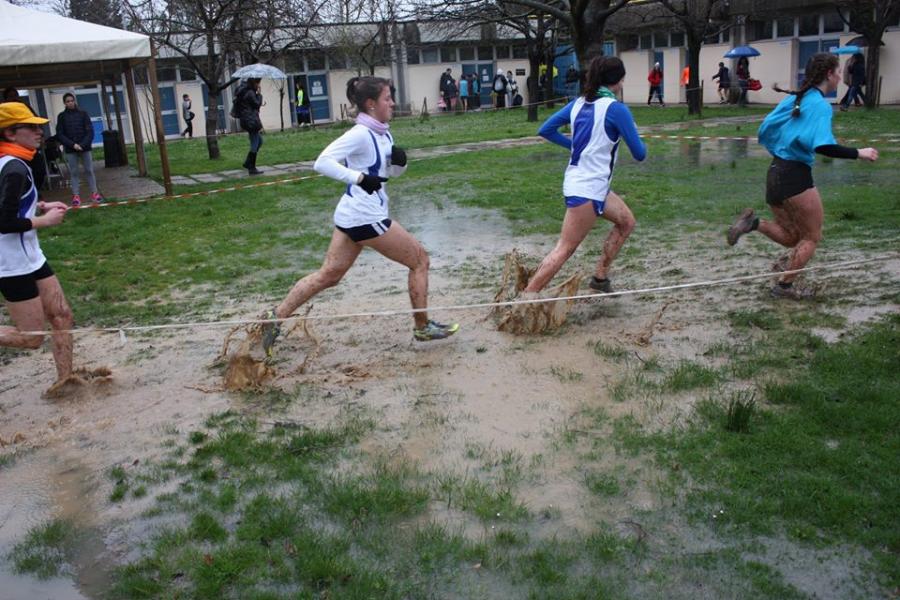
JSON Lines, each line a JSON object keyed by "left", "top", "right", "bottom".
{"left": 772, "top": 53, "right": 839, "bottom": 118}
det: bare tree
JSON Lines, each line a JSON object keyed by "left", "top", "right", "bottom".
{"left": 655, "top": 0, "right": 730, "bottom": 114}
{"left": 123, "top": 0, "right": 321, "bottom": 159}
{"left": 323, "top": 0, "right": 399, "bottom": 75}
{"left": 499, "top": 0, "right": 632, "bottom": 64}
{"left": 836, "top": 0, "right": 900, "bottom": 107}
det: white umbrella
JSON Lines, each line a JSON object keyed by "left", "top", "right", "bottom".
{"left": 231, "top": 63, "right": 287, "bottom": 80}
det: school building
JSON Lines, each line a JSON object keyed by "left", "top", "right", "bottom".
{"left": 21, "top": 0, "right": 900, "bottom": 146}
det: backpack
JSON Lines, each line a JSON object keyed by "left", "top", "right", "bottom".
{"left": 230, "top": 87, "right": 243, "bottom": 118}
{"left": 493, "top": 75, "right": 507, "bottom": 93}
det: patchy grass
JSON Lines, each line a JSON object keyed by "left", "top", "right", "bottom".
{"left": 7, "top": 519, "right": 77, "bottom": 579}
{"left": 635, "top": 315, "right": 900, "bottom": 587}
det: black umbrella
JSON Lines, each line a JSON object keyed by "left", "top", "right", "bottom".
{"left": 846, "top": 35, "right": 885, "bottom": 47}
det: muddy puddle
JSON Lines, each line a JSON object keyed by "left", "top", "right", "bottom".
{"left": 1, "top": 153, "right": 898, "bottom": 598}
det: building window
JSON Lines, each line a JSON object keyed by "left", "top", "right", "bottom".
{"left": 158, "top": 64, "right": 177, "bottom": 82}
{"left": 639, "top": 34, "right": 652, "bottom": 49}
{"left": 776, "top": 17, "right": 794, "bottom": 38}
{"left": 459, "top": 47, "right": 475, "bottom": 61}
{"left": 799, "top": 14, "right": 819, "bottom": 36}
{"left": 440, "top": 47, "right": 456, "bottom": 63}
{"left": 495, "top": 45, "right": 511, "bottom": 59}
{"left": 477, "top": 46, "right": 493, "bottom": 60}
{"left": 406, "top": 48, "right": 420, "bottom": 65}
{"left": 654, "top": 32, "right": 668, "bottom": 48}
{"left": 823, "top": 12, "right": 845, "bottom": 33}
{"left": 670, "top": 31, "right": 684, "bottom": 47}
{"left": 307, "top": 52, "right": 326, "bottom": 70}
{"left": 748, "top": 20, "right": 773, "bottom": 41}
{"left": 512, "top": 44, "right": 527, "bottom": 59}
{"left": 422, "top": 47, "right": 439, "bottom": 63}
{"left": 177, "top": 62, "right": 197, "bottom": 81}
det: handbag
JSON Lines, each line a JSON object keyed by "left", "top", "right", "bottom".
{"left": 748, "top": 78, "right": 762, "bottom": 91}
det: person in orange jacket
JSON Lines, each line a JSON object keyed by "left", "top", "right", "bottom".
{"left": 681, "top": 66, "right": 690, "bottom": 87}
{"left": 647, "top": 63, "right": 664, "bottom": 106}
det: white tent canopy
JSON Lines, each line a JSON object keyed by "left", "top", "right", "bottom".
{"left": 0, "top": 0, "right": 171, "bottom": 194}
{"left": 0, "top": 0, "right": 149, "bottom": 68}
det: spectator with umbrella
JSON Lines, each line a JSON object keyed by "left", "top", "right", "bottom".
{"left": 230, "top": 63, "right": 287, "bottom": 175}
{"left": 725, "top": 46, "right": 760, "bottom": 108}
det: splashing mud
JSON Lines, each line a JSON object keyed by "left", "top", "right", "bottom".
{"left": 492, "top": 250, "right": 583, "bottom": 334}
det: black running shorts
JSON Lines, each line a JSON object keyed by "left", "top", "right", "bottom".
{"left": 766, "top": 157, "right": 814, "bottom": 206}
{"left": 336, "top": 219, "right": 392, "bottom": 243}
{"left": 0, "top": 262, "right": 54, "bottom": 302}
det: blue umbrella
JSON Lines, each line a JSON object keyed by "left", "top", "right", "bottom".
{"left": 830, "top": 45, "right": 861, "bottom": 55}
{"left": 231, "top": 63, "right": 287, "bottom": 80}
{"left": 724, "top": 46, "right": 761, "bottom": 58}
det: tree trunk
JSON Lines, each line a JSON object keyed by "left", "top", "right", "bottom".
{"left": 206, "top": 89, "right": 222, "bottom": 159}
{"left": 865, "top": 39, "right": 881, "bottom": 108}
{"left": 527, "top": 54, "right": 541, "bottom": 122}
{"left": 686, "top": 37, "right": 703, "bottom": 115}
{"left": 572, "top": 14, "right": 611, "bottom": 66}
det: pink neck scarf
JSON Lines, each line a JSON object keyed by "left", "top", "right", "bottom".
{"left": 356, "top": 112, "right": 389, "bottom": 136}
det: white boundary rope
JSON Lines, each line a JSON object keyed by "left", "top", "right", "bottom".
{"left": 17, "top": 254, "right": 897, "bottom": 337}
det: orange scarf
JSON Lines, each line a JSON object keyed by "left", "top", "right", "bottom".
{"left": 0, "top": 142, "right": 36, "bottom": 161}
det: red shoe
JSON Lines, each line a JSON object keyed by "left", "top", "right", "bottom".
{"left": 91, "top": 192, "right": 104, "bottom": 204}
{"left": 71, "top": 194, "right": 82, "bottom": 207}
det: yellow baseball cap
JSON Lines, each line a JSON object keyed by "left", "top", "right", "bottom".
{"left": 0, "top": 102, "right": 49, "bottom": 129}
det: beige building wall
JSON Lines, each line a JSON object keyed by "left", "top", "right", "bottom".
{"left": 407, "top": 64, "right": 455, "bottom": 112}
{"left": 662, "top": 47, "right": 685, "bottom": 103}
{"left": 742, "top": 39, "right": 795, "bottom": 105}
{"left": 257, "top": 79, "right": 292, "bottom": 132}
{"left": 620, "top": 50, "right": 652, "bottom": 104}
{"left": 870, "top": 29, "right": 900, "bottom": 104}
{"left": 175, "top": 82, "right": 207, "bottom": 139}
{"left": 326, "top": 67, "right": 393, "bottom": 121}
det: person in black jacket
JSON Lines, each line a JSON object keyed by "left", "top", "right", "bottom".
{"left": 840, "top": 53, "right": 867, "bottom": 111}
{"left": 56, "top": 93, "right": 102, "bottom": 206}
{"left": 234, "top": 78, "right": 264, "bottom": 175}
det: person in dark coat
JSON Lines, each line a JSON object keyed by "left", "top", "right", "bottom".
{"left": 234, "top": 78, "right": 264, "bottom": 175}
{"left": 712, "top": 62, "right": 731, "bottom": 103}
{"left": 840, "top": 53, "right": 867, "bottom": 111}
{"left": 56, "top": 93, "right": 101, "bottom": 206}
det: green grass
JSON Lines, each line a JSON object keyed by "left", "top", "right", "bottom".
{"left": 7, "top": 519, "right": 77, "bottom": 579}
{"left": 643, "top": 315, "right": 900, "bottom": 586}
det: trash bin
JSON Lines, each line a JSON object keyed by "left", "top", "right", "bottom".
{"left": 102, "top": 130, "right": 123, "bottom": 168}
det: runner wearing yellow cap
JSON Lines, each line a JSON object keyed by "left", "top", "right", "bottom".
{"left": 0, "top": 102, "right": 77, "bottom": 394}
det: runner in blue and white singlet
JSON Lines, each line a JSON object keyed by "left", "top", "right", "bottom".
{"left": 0, "top": 102, "right": 78, "bottom": 394}
{"left": 524, "top": 56, "right": 647, "bottom": 295}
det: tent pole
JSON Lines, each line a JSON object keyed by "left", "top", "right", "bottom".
{"left": 124, "top": 60, "right": 147, "bottom": 177}
{"left": 110, "top": 75, "right": 128, "bottom": 166}
{"left": 146, "top": 43, "right": 173, "bottom": 196}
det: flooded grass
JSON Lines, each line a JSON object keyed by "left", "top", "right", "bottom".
{"left": 7, "top": 519, "right": 77, "bottom": 580}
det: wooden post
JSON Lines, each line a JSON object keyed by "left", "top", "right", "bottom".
{"left": 699, "top": 79, "right": 703, "bottom": 118}
{"left": 123, "top": 60, "right": 147, "bottom": 177}
{"left": 146, "top": 43, "right": 173, "bottom": 196}
{"left": 110, "top": 75, "right": 128, "bottom": 166}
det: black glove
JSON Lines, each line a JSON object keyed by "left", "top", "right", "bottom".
{"left": 359, "top": 174, "right": 388, "bottom": 194}
{"left": 390, "top": 146, "right": 407, "bottom": 167}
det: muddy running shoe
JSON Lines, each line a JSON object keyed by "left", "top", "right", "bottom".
{"left": 259, "top": 308, "right": 281, "bottom": 357}
{"left": 589, "top": 276, "right": 613, "bottom": 293}
{"left": 770, "top": 282, "right": 816, "bottom": 300}
{"left": 727, "top": 208, "right": 758, "bottom": 246}
{"left": 413, "top": 320, "right": 460, "bottom": 342}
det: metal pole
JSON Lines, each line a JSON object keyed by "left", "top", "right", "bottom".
{"left": 147, "top": 42, "right": 173, "bottom": 196}
{"left": 123, "top": 60, "right": 147, "bottom": 176}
